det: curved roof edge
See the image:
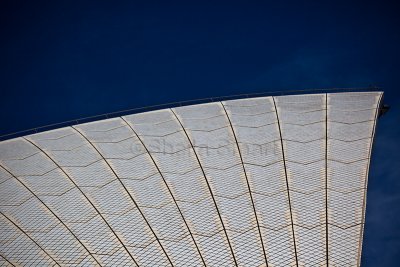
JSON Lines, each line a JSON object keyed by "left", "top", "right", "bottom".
{"left": 1, "top": 87, "right": 383, "bottom": 141}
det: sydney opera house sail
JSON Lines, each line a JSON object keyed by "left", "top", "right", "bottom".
{"left": 0, "top": 91, "right": 383, "bottom": 266}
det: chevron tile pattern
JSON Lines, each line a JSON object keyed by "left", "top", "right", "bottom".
{"left": 0, "top": 91, "right": 382, "bottom": 266}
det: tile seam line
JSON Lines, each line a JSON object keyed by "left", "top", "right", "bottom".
{"left": 0, "top": 165, "right": 101, "bottom": 266}
{"left": 170, "top": 108, "right": 239, "bottom": 267}
{"left": 0, "top": 254, "right": 15, "bottom": 267}
{"left": 325, "top": 93, "right": 329, "bottom": 267}
{"left": 120, "top": 116, "right": 207, "bottom": 267}
{"left": 71, "top": 126, "right": 174, "bottom": 267}
{"left": 221, "top": 102, "right": 269, "bottom": 267}
{"left": 272, "top": 96, "right": 299, "bottom": 267}
{"left": 23, "top": 137, "right": 139, "bottom": 267}
{"left": 0, "top": 212, "right": 61, "bottom": 266}
{"left": 356, "top": 92, "right": 383, "bottom": 267}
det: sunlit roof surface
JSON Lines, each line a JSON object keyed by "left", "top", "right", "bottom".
{"left": 0, "top": 91, "right": 382, "bottom": 266}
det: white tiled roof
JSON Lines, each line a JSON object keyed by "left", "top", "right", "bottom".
{"left": 0, "top": 91, "right": 383, "bottom": 266}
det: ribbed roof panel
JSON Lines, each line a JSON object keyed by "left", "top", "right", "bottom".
{"left": 0, "top": 91, "right": 382, "bottom": 266}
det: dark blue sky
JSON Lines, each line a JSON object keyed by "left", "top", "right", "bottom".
{"left": 1, "top": 1, "right": 399, "bottom": 265}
